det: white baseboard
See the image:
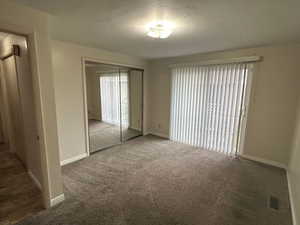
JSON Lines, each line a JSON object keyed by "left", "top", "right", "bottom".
{"left": 287, "top": 170, "right": 298, "bottom": 225}
{"left": 60, "top": 153, "right": 88, "bottom": 166}
{"left": 239, "top": 154, "right": 287, "bottom": 169}
{"left": 28, "top": 170, "right": 42, "bottom": 190}
{"left": 149, "top": 131, "right": 169, "bottom": 139}
{"left": 50, "top": 194, "right": 65, "bottom": 207}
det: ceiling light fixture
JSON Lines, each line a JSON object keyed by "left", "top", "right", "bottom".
{"left": 147, "top": 21, "right": 173, "bottom": 39}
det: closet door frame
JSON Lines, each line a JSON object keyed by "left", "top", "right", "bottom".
{"left": 81, "top": 57, "right": 144, "bottom": 156}
{"left": 127, "top": 69, "right": 144, "bottom": 137}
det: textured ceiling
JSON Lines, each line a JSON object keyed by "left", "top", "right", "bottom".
{"left": 14, "top": 0, "right": 300, "bottom": 59}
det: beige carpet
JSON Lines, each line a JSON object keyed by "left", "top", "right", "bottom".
{"left": 16, "top": 135, "right": 292, "bottom": 225}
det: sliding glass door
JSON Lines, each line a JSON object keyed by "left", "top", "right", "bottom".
{"left": 170, "top": 63, "right": 253, "bottom": 155}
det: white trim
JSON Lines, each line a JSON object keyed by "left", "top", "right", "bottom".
{"left": 149, "top": 131, "right": 169, "bottom": 139}
{"left": 28, "top": 32, "right": 52, "bottom": 208}
{"left": 28, "top": 170, "right": 42, "bottom": 190}
{"left": 50, "top": 194, "right": 65, "bottom": 207}
{"left": 287, "top": 170, "right": 298, "bottom": 225}
{"left": 81, "top": 57, "right": 90, "bottom": 157}
{"left": 60, "top": 153, "right": 88, "bottom": 166}
{"left": 239, "top": 153, "right": 287, "bottom": 169}
{"left": 83, "top": 57, "right": 144, "bottom": 70}
{"left": 169, "top": 56, "right": 262, "bottom": 68}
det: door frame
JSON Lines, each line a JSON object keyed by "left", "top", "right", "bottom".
{"left": 81, "top": 57, "right": 145, "bottom": 156}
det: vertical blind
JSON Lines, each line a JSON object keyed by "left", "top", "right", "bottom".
{"left": 170, "top": 63, "right": 253, "bottom": 155}
{"left": 100, "top": 72, "right": 129, "bottom": 126}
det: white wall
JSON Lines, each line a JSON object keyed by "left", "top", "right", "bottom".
{"left": 0, "top": 0, "right": 63, "bottom": 207}
{"left": 51, "top": 40, "right": 147, "bottom": 163}
{"left": 0, "top": 57, "right": 21, "bottom": 155}
{"left": 149, "top": 44, "right": 300, "bottom": 166}
{"left": 0, "top": 36, "right": 27, "bottom": 164}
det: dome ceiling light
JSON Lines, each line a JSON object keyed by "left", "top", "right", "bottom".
{"left": 147, "top": 21, "right": 174, "bottom": 39}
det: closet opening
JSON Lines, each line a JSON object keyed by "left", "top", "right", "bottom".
{"left": 83, "top": 60, "right": 143, "bottom": 154}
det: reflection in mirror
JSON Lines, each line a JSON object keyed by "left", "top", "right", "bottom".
{"left": 86, "top": 65, "right": 121, "bottom": 153}
{"left": 85, "top": 61, "right": 143, "bottom": 153}
{"left": 121, "top": 69, "right": 143, "bottom": 141}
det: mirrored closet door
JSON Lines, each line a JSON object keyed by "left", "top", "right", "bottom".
{"left": 121, "top": 69, "right": 143, "bottom": 142}
{"left": 85, "top": 61, "right": 143, "bottom": 153}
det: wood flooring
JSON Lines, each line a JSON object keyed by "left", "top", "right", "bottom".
{"left": 0, "top": 144, "right": 44, "bottom": 225}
